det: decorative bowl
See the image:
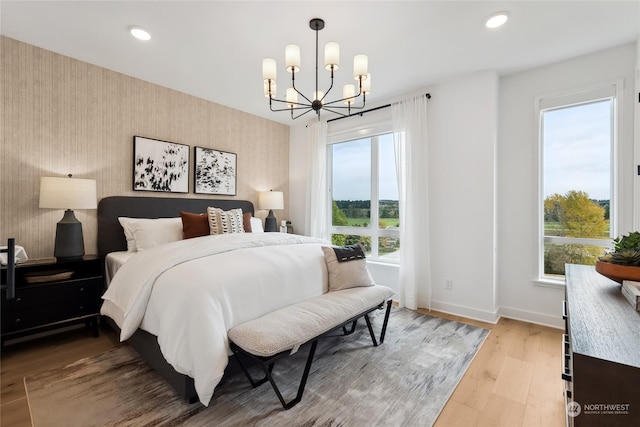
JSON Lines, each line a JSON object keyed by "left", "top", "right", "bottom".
{"left": 595, "top": 260, "right": 640, "bottom": 284}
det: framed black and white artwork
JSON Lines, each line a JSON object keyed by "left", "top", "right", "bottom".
{"left": 194, "top": 147, "right": 237, "bottom": 195}
{"left": 133, "top": 136, "right": 189, "bottom": 193}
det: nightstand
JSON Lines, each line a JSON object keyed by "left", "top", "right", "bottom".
{"left": 1, "top": 255, "right": 103, "bottom": 346}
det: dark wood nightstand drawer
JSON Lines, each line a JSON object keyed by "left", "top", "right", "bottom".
{"left": 2, "top": 301, "right": 99, "bottom": 333}
{"left": 2, "top": 278, "right": 102, "bottom": 311}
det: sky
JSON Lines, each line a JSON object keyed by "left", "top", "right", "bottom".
{"left": 543, "top": 99, "right": 612, "bottom": 201}
{"left": 332, "top": 133, "right": 399, "bottom": 201}
{"left": 332, "top": 99, "right": 612, "bottom": 202}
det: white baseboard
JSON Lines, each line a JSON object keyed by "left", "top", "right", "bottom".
{"left": 424, "top": 300, "right": 564, "bottom": 330}
{"left": 428, "top": 300, "right": 500, "bottom": 324}
{"left": 498, "top": 306, "right": 564, "bottom": 329}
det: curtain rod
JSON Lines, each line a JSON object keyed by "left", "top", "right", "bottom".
{"left": 326, "top": 93, "right": 431, "bottom": 123}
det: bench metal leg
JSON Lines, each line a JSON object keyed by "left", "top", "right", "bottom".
{"left": 342, "top": 320, "right": 357, "bottom": 335}
{"left": 264, "top": 340, "right": 318, "bottom": 410}
{"left": 230, "top": 340, "right": 319, "bottom": 410}
{"left": 364, "top": 299, "right": 393, "bottom": 346}
{"left": 231, "top": 350, "right": 273, "bottom": 388}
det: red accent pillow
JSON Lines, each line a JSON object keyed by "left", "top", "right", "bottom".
{"left": 243, "top": 212, "right": 252, "bottom": 233}
{"left": 180, "top": 211, "right": 210, "bottom": 239}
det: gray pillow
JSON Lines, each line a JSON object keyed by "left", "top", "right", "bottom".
{"left": 322, "top": 244, "right": 375, "bottom": 291}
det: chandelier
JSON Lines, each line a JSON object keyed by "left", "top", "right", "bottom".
{"left": 262, "top": 18, "right": 370, "bottom": 120}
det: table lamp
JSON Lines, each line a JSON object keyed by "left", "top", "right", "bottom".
{"left": 39, "top": 175, "right": 97, "bottom": 261}
{"left": 258, "top": 190, "right": 284, "bottom": 232}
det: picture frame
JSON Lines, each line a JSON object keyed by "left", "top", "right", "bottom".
{"left": 194, "top": 147, "right": 237, "bottom": 195}
{"left": 133, "top": 136, "right": 189, "bottom": 193}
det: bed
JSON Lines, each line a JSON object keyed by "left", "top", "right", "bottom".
{"left": 97, "top": 196, "right": 329, "bottom": 406}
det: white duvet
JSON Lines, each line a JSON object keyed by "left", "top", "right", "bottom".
{"left": 101, "top": 233, "right": 329, "bottom": 406}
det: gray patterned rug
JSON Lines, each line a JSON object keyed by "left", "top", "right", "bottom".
{"left": 25, "top": 308, "right": 488, "bottom": 427}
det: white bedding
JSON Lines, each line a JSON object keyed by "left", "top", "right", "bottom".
{"left": 104, "top": 251, "right": 135, "bottom": 287}
{"left": 100, "top": 232, "right": 329, "bottom": 406}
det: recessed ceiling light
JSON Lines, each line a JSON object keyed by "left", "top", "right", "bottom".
{"left": 485, "top": 11, "right": 509, "bottom": 29}
{"left": 129, "top": 26, "right": 151, "bottom": 41}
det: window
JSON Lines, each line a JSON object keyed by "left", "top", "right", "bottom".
{"left": 329, "top": 132, "right": 400, "bottom": 263}
{"left": 538, "top": 85, "right": 617, "bottom": 281}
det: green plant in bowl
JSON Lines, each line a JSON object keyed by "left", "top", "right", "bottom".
{"left": 597, "top": 231, "right": 640, "bottom": 283}
{"left": 599, "top": 231, "right": 640, "bottom": 266}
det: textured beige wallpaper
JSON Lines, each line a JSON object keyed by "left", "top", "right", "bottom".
{"left": 1, "top": 36, "right": 290, "bottom": 259}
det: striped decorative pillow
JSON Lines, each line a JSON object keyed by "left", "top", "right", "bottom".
{"left": 207, "top": 207, "right": 245, "bottom": 234}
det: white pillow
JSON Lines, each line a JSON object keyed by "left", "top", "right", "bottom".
{"left": 118, "top": 217, "right": 139, "bottom": 252}
{"left": 322, "top": 244, "right": 375, "bottom": 291}
{"left": 207, "top": 207, "right": 245, "bottom": 234}
{"left": 250, "top": 217, "right": 264, "bottom": 233}
{"left": 117, "top": 217, "right": 183, "bottom": 252}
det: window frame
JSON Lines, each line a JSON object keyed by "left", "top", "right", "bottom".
{"left": 535, "top": 83, "right": 620, "bottom": 284}
{"left": 327, "top": 120, "right": 400, "bottom": 264}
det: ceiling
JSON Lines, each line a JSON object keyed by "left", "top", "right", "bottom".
{"left": 1, "top": 1, "right": 639, "bottom": 125}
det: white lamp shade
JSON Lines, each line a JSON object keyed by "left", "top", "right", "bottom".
{"left": 39, "top": 176, "right": 97, "bottom": 210}
{"left": 285, "top": 88, "right": 298, "bottom": 107}
{"left": 285, "top": 44, "right": 300, "bottom": 73}
{"left": 343, "top": 84, "right": 355, "bottom": 105}
{"left": 353, "top": 54, "right": 368, "bottom": 78}
{"left": 313, "top": 90, "right": 324, "bottom": 102}
{"left": 258, "top": 191, "right": 284, "bottom": 210}
{"left": 362, "top": 73, "right": 371, "bottom": 94}
{"left": 324, "top": 42, "right": 340, "bottom": 71}
{"left": 262, "top": 58, "right": 277, "bottom": 82}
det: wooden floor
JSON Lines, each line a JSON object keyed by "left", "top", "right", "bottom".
{"left": 426, "top": 310, "right": 566, "bottom": 427}
{"left": 0, "top": 312, "right": 565, "bottom": 427}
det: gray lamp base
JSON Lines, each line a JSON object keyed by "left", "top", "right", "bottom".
{"left": 264, "top": 209, "right": 277, "bottom": 232}
{"left": 54, "top": 209, "right": 85, "bottom": 261}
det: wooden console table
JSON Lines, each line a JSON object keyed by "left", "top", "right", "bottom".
{"left": 564, "top": 264, "right": 640, "bottom": 426}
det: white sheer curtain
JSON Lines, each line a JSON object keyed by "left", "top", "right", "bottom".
{"left": 305, "top": 121, "right": 329, "bottom": 239}
{"left": 392, "top": 95, "right": 431, "bottom": 310}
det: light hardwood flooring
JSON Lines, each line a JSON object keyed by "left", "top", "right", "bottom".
{"left": 426, "top": 310, "right": 566, "bottom": 427}
{"left": 1, "top": 312, "right": 565, "bottom": 427}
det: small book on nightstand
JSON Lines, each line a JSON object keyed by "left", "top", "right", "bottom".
{"left": 621, "top": 280, "right": 640, "bottom": 310}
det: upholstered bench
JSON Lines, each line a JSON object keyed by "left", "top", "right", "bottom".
{"left": 228, "top": 284, "right": 394, "bottom": 409}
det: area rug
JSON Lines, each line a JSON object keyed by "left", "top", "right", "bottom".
{"left": 25, "top": 308, "right": 488, "bottom": 427}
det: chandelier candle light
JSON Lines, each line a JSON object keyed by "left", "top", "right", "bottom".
{"left": 262, "top": 18, "right": 370, "bottom": 120}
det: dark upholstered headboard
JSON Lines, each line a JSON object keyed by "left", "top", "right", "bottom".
{"left": 97, "top": 196, "right": 255, "bottom": 256}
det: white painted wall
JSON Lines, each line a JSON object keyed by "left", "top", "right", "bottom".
{"left": 498, "top": 43, "right": 637, "bottom": 328}
{"left": 427, "top": 70, "right": 499, "bottom": 322}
